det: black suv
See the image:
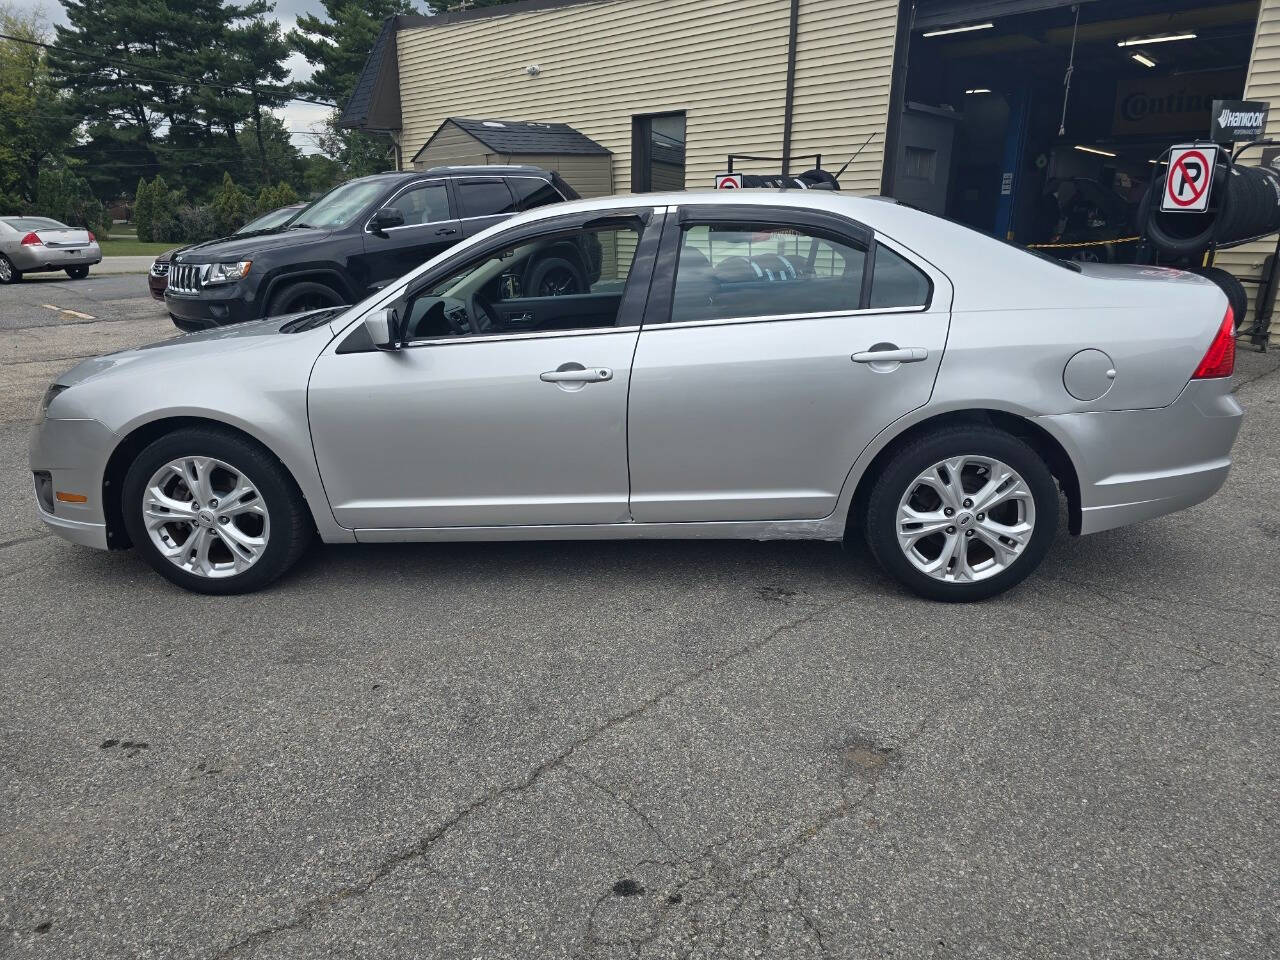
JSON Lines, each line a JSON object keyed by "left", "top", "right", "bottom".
{"left": 164, "top": 166, "right": 581, "bottom": 331}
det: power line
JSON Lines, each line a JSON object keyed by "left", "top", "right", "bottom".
{"left": 0, "top": 31, "right": 338, "bottom": 108}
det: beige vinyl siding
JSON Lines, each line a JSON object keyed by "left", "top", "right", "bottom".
{"left": 395, "top": 0, "right": 898, "bottom": 196}
{"left": 413, "top": 122, "right": 494, "bottom": 166}
{"left": 1214, "top": 0, "right": 1280, "bottom": 344}
{"left": 511, "top": 153, "right": 614, "bottom": 197}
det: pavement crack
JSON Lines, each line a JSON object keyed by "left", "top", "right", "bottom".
{"left": 212, "top": 597, "right": 848, "bottom": 958}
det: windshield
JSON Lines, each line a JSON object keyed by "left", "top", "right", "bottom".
{"left": 237, "top": 206, "right": 300, "bottom": 234}
{"left": 290, "top": 180, "right": 385, "bottom": 230}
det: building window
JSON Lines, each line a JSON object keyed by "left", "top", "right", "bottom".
{"left": 632, "top": 112, "right": 686, "bottom": 192}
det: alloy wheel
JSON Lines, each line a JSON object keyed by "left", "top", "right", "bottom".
{"left": 141, "top": 456, "right": 270, "bottom": 579}
{"left": 895, "top": 455, "right": 1035, "bottom": 583}
{"left": 0, "top": 257, "right": 12, "bottom": 282}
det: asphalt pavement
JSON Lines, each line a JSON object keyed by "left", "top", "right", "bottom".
{"left": 1, "top": 276, "right": 1278, "bottom": 959}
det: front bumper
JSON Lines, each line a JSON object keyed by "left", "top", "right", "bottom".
{"left": 165, "top": 285, "right": 257, "bottom": 329}
{"left": 148, "top": 271, "right": 167, "bottom": 300}
{"left": 29, "top": 417, "right": 117, "bottom": 552}
{"left": 12, "top": 244, "right": 102, "bottom": 272}
{"left": 1040, "top": 378, "right": 1244, "bottom": 535}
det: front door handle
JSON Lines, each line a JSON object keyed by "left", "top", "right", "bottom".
{"left": 540, "top": 366, "right": 613, "bottom": 383}
{"left": 852, "top": 347, "right": 929, "bottom": 364}
{"left": 434, "top": 226, "right": 458, "bottom": 236}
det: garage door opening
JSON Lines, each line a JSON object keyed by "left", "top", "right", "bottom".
{"left": 891, "top": 0, "right": 1260, "bottom": 264}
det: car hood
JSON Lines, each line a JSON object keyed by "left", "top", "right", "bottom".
{"left": 155, "top": 245, "right": 188, "bottom": 264}
{"left": 54, "top": 314, "right": 332, "bottom": 390}
{"left": 174, "top": 227, "right": 333, "bottom": 262}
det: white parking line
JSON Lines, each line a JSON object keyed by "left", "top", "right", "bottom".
{"left": 41, "top": 304, "right": 96, "bottom": 321}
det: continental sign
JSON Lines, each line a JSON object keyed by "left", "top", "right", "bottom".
{"left": 1112, "top": 71, "right": 1245, "bottom": 137}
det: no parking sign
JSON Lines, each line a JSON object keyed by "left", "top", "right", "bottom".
{"left": 1161, "top": 144, "right": 1218, "bottom": 212}
{"left": 714, "top": 173, "right": 743, "bottom": 189}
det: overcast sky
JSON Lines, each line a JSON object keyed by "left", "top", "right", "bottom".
{"left": 14, "top": 0, "right": 343, "bottom": 154}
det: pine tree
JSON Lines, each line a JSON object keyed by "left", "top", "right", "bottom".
{"left": 288, "top": 0, "right": 419, "bottom": 178}
{"left": 134, "top": 178, "right": 154, "bottom": 242}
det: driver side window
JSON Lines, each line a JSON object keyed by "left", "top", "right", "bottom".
{"left": 402, "top": 222, "right": 642, "bottom": 341}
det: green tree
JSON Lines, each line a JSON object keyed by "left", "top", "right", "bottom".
{"left": 0, "top": 4, "right": 79, "bottom": 211}
{"left": 35, "top": 167, "right": 108, "bottom": 234}
{"left": 224, "top": 1, "right": 295, "bottom": 189}
{"left": 253, "top": 182, "right": 299, "bottom": 217}
{"left": 235, "top": 112, "right": 303, "bottom": 192}
{"left": 211, "top": 172, "right": 251, "bottom": 235}
{"left": 288, "top": 0, "right": 419, "bottom": 177}
{"left": 134, "top": 178, "right": 155, "bottom": 242}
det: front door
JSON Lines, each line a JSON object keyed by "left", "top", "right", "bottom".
{"left": 309, "top": 213, "right": 660, "bottom": 530}
{"left": 359, "top": 179, "right": 462, "bottom": 290}
{"left": 627, "top": 209, "right": 953, "bottom": 523}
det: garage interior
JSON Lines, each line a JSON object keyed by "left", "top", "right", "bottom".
{"left": 893, "top": 0, "right": 1260, "bottom": 261}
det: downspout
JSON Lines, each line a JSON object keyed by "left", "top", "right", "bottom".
{"left": 780, "top": 0, "right": 801, "bottom": 180}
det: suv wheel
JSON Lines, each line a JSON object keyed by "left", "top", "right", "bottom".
{"left": 526, "top": 257, "right": 584, "bottom": 297}
{"left": 121, "top": 427, "right": 312, "bottom": 594}
{"left": 268, "top": 281, "right": 345, "bottom": 317}
{"left": 863, "top": 426, "right": 1059, "bottom": 602}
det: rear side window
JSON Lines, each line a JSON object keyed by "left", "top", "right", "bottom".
{"left": 869, "top": 245, "right": 931, "bottom": 309}
{"left": 509, "top": 177, "right": 564, "bottom": 210}
{"left": 670, "top": 223, "right": 866, "bottom": 324}
{"left": 456, "top": 180, "right": 516, "bottom": 218}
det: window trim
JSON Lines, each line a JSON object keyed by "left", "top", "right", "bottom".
{"left": 363, "top": 178, "right": 452, "bottom": 234}
{"left": 340, "top": 208, "right": 664, "bottom": 352}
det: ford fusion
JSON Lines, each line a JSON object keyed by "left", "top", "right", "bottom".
{"left": 30, "top": 192, "right": 1243, "bottom": 600}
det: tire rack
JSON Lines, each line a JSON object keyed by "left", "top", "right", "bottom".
{"left": 1140, "top": 139, "right": 1279, "bottom": 352}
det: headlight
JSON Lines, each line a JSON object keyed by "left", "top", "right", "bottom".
{"left": 35, "top": 383, "right": 68, "bottom": 423}
{"left": 203, "top": 261, "right": 252, "bottom": 285}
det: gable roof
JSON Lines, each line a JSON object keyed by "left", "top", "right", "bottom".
{"left": 450, "top": 118, "right": 611, "bottom": 156}
{"left": 339, "top": 15, "right": 404, "bottom": 131}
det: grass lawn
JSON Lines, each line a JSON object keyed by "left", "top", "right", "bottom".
{"left": 97, "top": 237, "right": 174, "bottom": 257}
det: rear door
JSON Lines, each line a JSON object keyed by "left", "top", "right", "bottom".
{"left": 626, "top": 205, "right": 953, "bottom": 523}
{"left": 455, "top": 177, "right": 518, "bottom": 237}
{"left": 359, "top": 179, "right": 462, "bottom": 288}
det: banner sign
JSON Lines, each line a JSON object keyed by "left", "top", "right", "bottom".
{"left": 1161, "top": 144, "right": 1218, "bottom": 213}
{"left": 1211, "top": 99, "right": 1268, "bottom": 142}
{"left": 1112, "top": 71, "right": 1244, "bottom": 137}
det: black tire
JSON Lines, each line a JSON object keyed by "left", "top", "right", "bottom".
{"left": 65, "top": 266, "right": 89, "bottom": 279}
{"left": 863, "top": 426, "right": 1059, "bottom": 602}
{"left": 0, "top": 254, "right": 21, "bottom": 284}
{"left": 267, "top": 280, "right": 345, "bottom": 317}
{"left": 1189, "top": 266, "right": 1247, "bottom": 324}
{"left": 525, "top": 256, "right": 585, "bottom": 297}
{"left": 121, "top": 427, "right": 312, "bottom": 594}
{"left": 1138, "top": 168, "right": 1226, "bottom": 258}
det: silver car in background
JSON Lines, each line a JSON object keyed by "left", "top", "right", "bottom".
{"left": 29, "top": 192, "right": 1243, "bottom": 600}
{"left": 0, "top": 216, "right": 102, "bottom": 283}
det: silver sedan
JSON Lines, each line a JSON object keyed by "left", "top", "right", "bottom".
{"left": 29, "top": 192, "right": 1243, "bottom": 599}
{"left": 0, "top": 216, "right": 102, "bottom": 282}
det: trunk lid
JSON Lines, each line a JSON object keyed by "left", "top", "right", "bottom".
{"left": 35, "top": 227, "right": 92, "bottom": 248}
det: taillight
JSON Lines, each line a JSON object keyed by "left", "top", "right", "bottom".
{"left": 88, "top": 231, "right": 95, "bottom": 243}
{"left": 20, "top": 232, "right": 41, "bottom": 246}
{"left": 1192, "top": 305, "right": 1236, "bottom": 379}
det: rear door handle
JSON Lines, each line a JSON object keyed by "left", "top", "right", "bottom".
{"left": 540, "top": 366, "right": 613, "bottom": 383}
{"left": 852, "top": 347, "right": 929, "bottom": 363}
{"left": 434, "top": 227, "right": 458, "bottom": 236}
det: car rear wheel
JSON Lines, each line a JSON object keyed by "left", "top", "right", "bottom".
{"left": 65, "top": 266, "right": 89, "bottom": 280}
{"left": 267, "top": 281, "right": 345, "bottom": 317}
{"left": 121, "top": 428, "right": 312, "bottom": 594}
{"left": 0, "top": 255, "right": 20, "bottom": 284}
{"left": 863, "top": 426, "right": 1059, "bottom": 601}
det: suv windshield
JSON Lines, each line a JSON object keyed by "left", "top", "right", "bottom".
{"left": 238, "top": 206, "right": 300, "bottom": 234}
{"left": 290, "top": 181, "right": 385, "bottom": 230}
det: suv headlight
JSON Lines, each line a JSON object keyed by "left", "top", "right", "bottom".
{"left": 35, "top": 383, "right": 67, "bottom": 423}
{"left": 203, "top": 261, "right": 252, "bottom": 285}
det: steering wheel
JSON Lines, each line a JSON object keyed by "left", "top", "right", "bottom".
{"left": 469, "top": 291, "right": 502, "bottom": 333}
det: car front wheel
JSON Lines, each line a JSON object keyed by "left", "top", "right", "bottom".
{"left": 121, "top": 428, "right": 312, "bottom": 594}
{"left": 863, "top": 426, "right": 1059, "bottom": 601}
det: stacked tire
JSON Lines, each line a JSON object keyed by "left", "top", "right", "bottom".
{"left": 1140, "top": 158, "right": 1280, "bottom": 258}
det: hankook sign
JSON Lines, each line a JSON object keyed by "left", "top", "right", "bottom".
{"left": 1112, "top": 71, "right": 1245, "bottom": 137}
{"left": 1210, "top": 99, "right": 1269, "bottom": 142}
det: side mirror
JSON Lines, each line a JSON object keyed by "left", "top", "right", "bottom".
{"left": 369, "top": 208, "right": 404, "bottom": 237}
{"left": 363, "top": 307, "right": 401, "bottom": 351}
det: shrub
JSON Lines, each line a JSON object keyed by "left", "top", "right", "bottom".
{"left": 175, "top": 205, "right": 220, "bottom": 244}
{"left": 211, "top": 173, "right": 251, "bottom": 236}
{"left": 254, "top": 182, "right": 299, "bottom": 217}
{"left": 134, "top": 178, "right": 154, "bottom": 242}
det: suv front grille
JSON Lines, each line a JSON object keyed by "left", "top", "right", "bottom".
{"left": 169, "top": 263, "right": 204, "bottom": 294}
{"left": 151, "top": 261, "right": 169, "bottom": 278}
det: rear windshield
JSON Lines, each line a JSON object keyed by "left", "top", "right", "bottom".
{"left": 3, "top": 217, "right": 67, "bottom": 230}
